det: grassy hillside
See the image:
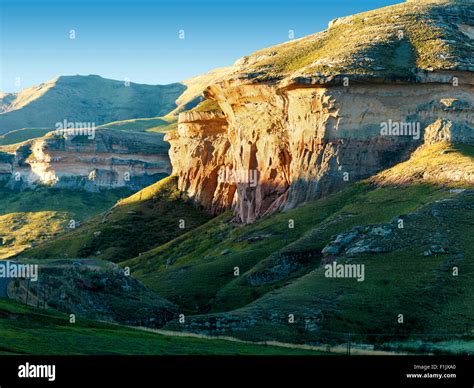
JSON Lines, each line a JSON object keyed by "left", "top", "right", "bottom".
{"left": 94, "top": 68, "right": 233, "bottom": 134}
{"left": 0, "top": 128, "right": 51, "bottom": 145}
{"left": 0, "top": 187, "right": 128, "bottom": 259}
{"left": 0, "top": 75, "right": 186, "bottom": 134}
{"left": 372, "top": 142, "right": 474, "bottom": 186}
{"left": 0, "top": 186, "right": 128, "bottom": 217}
{"left": 96, "top": 116, "right": 177, "bottom": 133}
{"left": 229, "top": 0, "right": 472, "bottom": 82}
{"left": 0, "top": 68, "right": 232, "bottom": 142}
{"left": 113, "top": 142, "right": 473, "bottom": 351}
{"left": 125, "top": 182, "right": 452, "bottom": 313}
{"left": 20, "top": 176, "right": 214, "bottom": 262}
{"left": 170, "top": 188, "right": 473, "bottom": 352}
{"left": 0, "top": 212, "right": 68, "bottom": 259}
{"left": 15, "top": 142, "right": 474, "bottom": 353}
{"left": 0, "top": 299, "right": 325, "bottom": 355}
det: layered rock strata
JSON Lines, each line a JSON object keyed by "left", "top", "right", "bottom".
{"left": 1, "top": 129, "right": 171, "bottom": 191}
{"left": 167, "top": 78, "right": 473, "bottom": 223}
{"left": 166, "top": 0, "right": 474, "bottom": 223}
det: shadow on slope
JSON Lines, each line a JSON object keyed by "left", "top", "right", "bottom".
{"left": 19, "top": 176, "right": 214, "bottom": 262}
{"left": 114, "top": 142, "right": 473, "bottom": 351}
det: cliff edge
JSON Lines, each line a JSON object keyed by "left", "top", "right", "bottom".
{"left": 166, "top": 0, "right": 474, "bottom": 223}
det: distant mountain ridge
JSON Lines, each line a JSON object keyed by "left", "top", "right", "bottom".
{"left": 0, "top": 75, "right": 185, "bottom": 134}
{"left": 0, "top": 69, "right": 233, "bottom": 137}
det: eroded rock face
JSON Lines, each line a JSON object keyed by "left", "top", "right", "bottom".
{"left": 167, "top": 78, "right": 473, "bottom": 223}
{"left": 166, "top": 0, "right": 474, "bottom": 223}
{"left": 165, "top": 111, "right": 235, "bottom": 213}
{"left": 3, "top": 129, "right": 171, "bottom": 191}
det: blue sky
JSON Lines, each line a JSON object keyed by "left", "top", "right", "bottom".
{"left": 0, "top": 0, "right": 401, "bottom": 92}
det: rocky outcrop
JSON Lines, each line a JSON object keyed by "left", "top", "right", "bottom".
{"left": 2, "top": 129, "right": 171, "bottom": 191}
{"left": 168, "top": 80, "right": 473, "bottom": 223}
{"left": 321, "top": 189, "right": 473, "bottom": 258}
{"left": 166, "top": 0, "right": 474, "bottom": 223}
{"left": 6, "top": 259, "right": 178, "bottom": 327}
{"left": 165, "top": 111, "right": 236, "bottom": 213}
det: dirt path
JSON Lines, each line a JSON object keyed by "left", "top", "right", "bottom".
{"left": 132, "top": 326, "right": 406, "bottom": 355}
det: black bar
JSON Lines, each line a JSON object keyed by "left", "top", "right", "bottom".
{"left": 0, "top": 356, "right": 471, "bottom": 387}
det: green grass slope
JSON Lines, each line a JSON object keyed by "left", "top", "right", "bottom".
{"left": 0, "top": 75, "right": 186, "bottom": 134}
{"left": 15, "top": 142, "right": 473, "bottom": 353}
{"left": 0, "top": 212, "right": 68, "bottom": 259}
{"left": 229, "top": 0, "right": 472, "bottom": 82}
{"left": 173, "top": 188, "right": 473, "bottom": 352}
{"left": 115, "top": 142, "right": 473, "bottom": 351}
{"left": 0, "top": 299, "right": 324, "bottom": 355}
{"left": 126, "top": 182, "right": 452, "bottom": 314}
{"left": 0, "top": 187, "right": 128, "bottom": 259}
{"left": 20, "top": 176, "right": 214, "bottom": 262}
{"left": 96, "top": 116, "right": 177, "bottom": 133}
{"left": 0, "top": 128, "right": 51, "bottom": 145}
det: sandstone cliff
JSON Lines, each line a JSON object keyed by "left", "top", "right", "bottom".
{"left": 0, "top": 129, "right": 171, "bottom": 191}
{"left": 166, "top": 0, "right": 474, "bottom": 223}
